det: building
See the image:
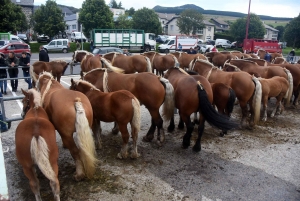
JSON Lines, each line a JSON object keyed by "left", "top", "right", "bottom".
{"left": 110, "top": 8, "right": 125, "bottom": 21}
{"left": 64, "top": 13, "right": 81, "bottom": 34}
{"left": 263, "top": 24, "right": 279, "bottom": 40}
{"left": 156, "top": 13, "right": 179, "bottom": 33}
{"left": 210, "top": 18, "right": 229, "bottom": 32}
{"left": 11, "top": 0, "right": 34, "bottom": 23}
{"left": 163, "top": 16, "right": 215, "bottom": 41}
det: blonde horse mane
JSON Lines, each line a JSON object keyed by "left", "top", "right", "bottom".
{"left": 74, "top": 79, "right": 100, "bottom": 92}
{"left": 51, "top": 59, "right": 66, "bottom": 63}
{"left": 100, "top": 57, "right": 124, "bottom": 73}
{"left": 223, "top": 63, "right": 241, "bottom": 72}
{"left": 195, "top": 58, "right": 215, "bottom": 68}
{"left": 27, "top": 88, "right": 42, "bottom": 108}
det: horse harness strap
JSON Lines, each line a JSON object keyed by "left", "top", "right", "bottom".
{"left": 206, "top": 68, "right": 213, "bottom": 80}
{"left": 151, "top": 52, "right": 157, "bottom": 66}
{"left": 111, "top": 53, "right": 117, "bottom": 65}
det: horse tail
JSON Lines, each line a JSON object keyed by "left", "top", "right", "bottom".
{"left": 74, "top": 98, "right": 97, "bottom": 179}
{"left": 144, "top": 56, "right": 152, "bottom": 72}
{"left": 30, "top": 136, "right": 56, "bottom": 182}
{"left": 283, "top": 68, "right": 293, "bottom": 105}
{"left": 226, "top": 88, "right": 236, "bottom": 115}
{"left": 188, "top": 59, "right": 194, "bottom": 70}
{"left": 159, "top": 77, "right": 175, "bottom": 121}
{"left": 30, "top": 64, "right": 38, "bottom": 82}
{"left": 131, "top": 97, "right": 141, "bottom": 134}
{"left": 100, "top": 57, "right": 124, "bottom": 73}
{"left": 251, "top": 76, "right": 262, "bottom": 124}
{"left": 196, "top": 82, "right": 238, "bottom": 130}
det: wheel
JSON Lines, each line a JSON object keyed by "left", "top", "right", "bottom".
{"left": 62, "top": 48, "right": 68, "bottom": 53}
{"left": 144, "top": 46, "right": 150, "bottom": 52}
{"left": 164, "top": 49, "right": 169, "bottom": 53}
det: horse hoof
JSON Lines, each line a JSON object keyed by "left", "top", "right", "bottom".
{"left": 270, "top": 114, "right": 274, "bottom": 118}
{"left": 95, "top": 143, "right": 102, "bottom": 150}
{"left": 156, "top": 140, "right": 163, "bottom": 147}
{"left": 142, "top": 135, "right": 153, "bottom": 142}
{"left": 130, "top": 151, "right": 140, "bottom": 159}
{"left": 117, "top": 152, "right": 128, "bottom": 159}
{"left": 193, "top": 120, "right": 199, "bottom": 125}
{"left": 181, "top": 142, "right": 190, "bottom": 149}
{"left": 192, "top": 145, "right": 201, "bottom": 152}
{"left": 178, "top": 124, "right": 184, "bottom": 130}
{"left": 167, "top": 125, "right": 175, "bottom": 132}
{"left": 262, "top": 117, "right": 267, "bottom": 122}
{"left": 220, "top": 132, "right": 225, "bottom": 137}
{"left": 112, "top": 128, "right": 119, "bottom": 135}
{"left": 73, "top": 173, "right": 85, "bottom": 181}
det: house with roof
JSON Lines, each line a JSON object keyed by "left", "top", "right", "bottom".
{"left": 263, "top": 24, "right": 279, "bottom": 40}
{"left": 64, "top": 13, "right": 81, "bottom": 34}
{"left": 210, "top": 18, "right": 229, "bottom": 32}
{"left": 11, "top": 0, "right": 34, "bottom": 23}
{"left": 110, "top": 8, "right": 126, "bottom": 21}
{"left": 156, "top": 13, "right": 179, "bottom": 33}
{"left": 162, "top": 16, "right": 215, "bottom": 41}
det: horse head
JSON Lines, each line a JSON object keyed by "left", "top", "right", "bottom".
{"left": 21, "top": 88, "right": 41, "bottom": 118}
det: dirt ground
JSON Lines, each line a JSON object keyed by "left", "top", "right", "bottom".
{"left": 2, "top": 95, "right": 300, "bottom": 201}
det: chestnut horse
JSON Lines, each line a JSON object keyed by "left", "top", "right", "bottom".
{"left": 83, "top": 58, "right": 174, "bottom": 145}
{"left": 80, "top": 54, "right": 102, "bottom": 78}
{"left": 205, "top": 52, "right": 237, "bottom": 67}
{"left": 70, "top": 50, "right": 93, "bottom": 74}
{"left": 191, "top": 59, "right": 262, "bottom": 128}
{"left": 70, "top": 79, "right": 141, "bottom": 159}
{"left": 164, "top": 67, "right": 238, "bottom": 152}
{"left": 17, "top": 88, "right": 60, "bottom": 201}
{"left": 258, "top": 76, "right": 289, "bottom": 121}
{"left": 257, "top": 49, "right": 282, "bottom": 61}
{"left": 30, "top": 60, "right": 69, "bottom": 87}
{"left": 169, "top": 51, "right": 207, "bottom": 69}
{"left": 226, "top": 59, "right": 293, "bottom": 105}
{"left": 102, "top": 52, "right": 152, "bottom": 73}
{"left": 36, "top": 72, "right": 97, "bottom": 181}
{"left": 244, "top": 58, "right": 268, "bottom": 66}
{"left": 142, "top": 51, "right": 179, "bottom": 76}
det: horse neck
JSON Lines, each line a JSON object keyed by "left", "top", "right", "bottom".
{"left": 24, "top": 107, "right": 49, "bottom": 120}
{"left": 193, "top": 62, "right": 213, "bottom": 76}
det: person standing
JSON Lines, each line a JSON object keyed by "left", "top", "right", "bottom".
{"left": 289, "top": 49, "right": 295, "bottom": 63}
{"left": 90, "top": 40, "right": 94, "bottom": 52}
{"left": 264, "top": 51, "right": 271, "bottom": 62}
{"left": 211, "top": 45, "right": 218, "bottom": 52}
{"left": 0, "top": 53, "right": 7, "bottom": 95}
{"left": 39, "top": 45, "right": 49, "bottom": 62}
{"left": 178, "top": 43, "right": 182, "bottom": 51}
{"left": 76, "top": 41, "right": 81, "bottom": 50}
{"left": 19, "top": 51, "right": 32, "bottom": 89}
{"left": 6, "top": 51, "right": 19, "bottom": 92}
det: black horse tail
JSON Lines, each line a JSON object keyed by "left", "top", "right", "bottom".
{"left": 226, "top": 88, "right": 236, "bottom": 115}
{"left": 197, "top": 82, "right": 238, "bottom": 130}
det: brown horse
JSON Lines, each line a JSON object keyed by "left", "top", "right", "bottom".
{"left": 169, "top": 51, "right": 207, "bottom": 69}
{"left": 191, "top": 59, "right": 262, "bottom": 128}
{"left": 83, "top": 58, "right": 174, "bottom": 145}
{"left": 17, "top": 88, "right": 60, "bottom": 201}
{"left": 70, "top": 79, "right": 141, "bottom": 159}
{"left": 258, "top": 76, "right": 289, "bottom": 121}
{"left": 230, "top": 51, "right": 244, "bottom": 59}
{"left": 36, "top": 72, "right": 97, "bottom": 181}
{"left": 102, "top": 52, "right": 151, "bottom": 73}
{"left": 244, "top": 58, "right": 267, "bottom": 66}
{"left": 30, "top": 60, "right": 69, "bottom": 86}
{"left": 80, "top": 54, "right": 102, "bottom": 78}
{"left": 248, "top": 53, "right": 259, "bottom": 58}
{"left": 272, "top": 57, "right": 286, "bottom": 64}
{"left": 70, "top": 50, "right": 94, "bottom": 74}
{"left": 226, "top": 59, "right": 293, "bottom": 105}
{"left": 164, "top": 67, "right": 238, "bottom": 152}
{"left": 205, "top": 52, "right": 237, "bottom": 67}
{"left": 142, "top": 51, "right": 179, "bottom": 76}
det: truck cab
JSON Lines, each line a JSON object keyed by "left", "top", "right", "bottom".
{"left": 144, "top": 33, "right": 156, "bottom": 52}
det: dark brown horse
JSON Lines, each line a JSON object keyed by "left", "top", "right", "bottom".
{"left": 70, "top": 50, "right": 94, "bottom": 74}
{"left": 142, "top": 51, "right": 179, "bottom": 76}
{"left": 70, "top": 79, "right": 141, "bottom": 159}
{"left": 103, "top": 52, "right": 152, "bottom": 73}
{"left": 17, "top": 88, "right": 60, "bottom": 201}
{"left": 169, "top": 51, "right": 207, "bottom": 69}
{"left": 31, "top": 60, "right": 69, "bottom": 87}
{"left": 80, "top": 54, "right": 102, "bottom": 78}
{"left": 36, "top": 72, "right": 97, "bottom": 181}
{"left": 164, "top": 67, "right": 238, "bottom": 152}
{"left": 83, "top": 58, "right": 174, "bottom": 145}
{"left": 191, "top": 59, "right": 262, "bottom": 128}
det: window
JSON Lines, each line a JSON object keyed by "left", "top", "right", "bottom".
{"left": 149, "top": 34, "right": 155, "bottom": 40}
{"left": 15, "top": 44, "right": 24, "bottom": 49}
{"left": 72, "top": 24, "right": 76, "bottom": 30}
{"left": 162, "top": 21, "right": 164, "bottom": 24}
{"left": 63, "top": 41, "right": 67, "bottom": 46}
{"left": 208, "top": 27, "right": 211, "bottom": 31}
{"left": 16, "top": 0, "right": 20, "bottom": 2}
{"left": 49, "top": 41, "right": 56, "bottom": 46}
{"left": 197, "top": 29, "right": 203, "bottom": 34}
{"left": 168, "top": 40, "right": 175, "bottom": 45}
{"left": 170, "top": 25, "right": 174, "bottom": 31}
{"left": 57, "top": 41, "right": 62, "bottom": 45}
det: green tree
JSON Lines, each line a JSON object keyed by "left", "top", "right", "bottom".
{"left": 115, "top": 14, "right": 132, "bottom": 29}
{"left": 79, "top": 0, "right": 114, "bottom": 38}
{"left": 177, "top": 9, "right": 205, "bottom": 35}
{"left": 125, "top": 7, "right": 135, "bottom": 16}
{"left": 230, "top": 13, "right": 265, "bottom": 43}
{"left": 117, "top": 1, "right": 123, "bottom": 9}
{"left": 275, "top": 25, "right": 285, "bottom": 41}
{"left": 109, "top": 0, "right": 118, "bottom": 8}
{"left": 0, "top": 0, "right": 28, "bottom": 33}
{"left": 132, "top": 7, "right": 162, "bottom": 35}
{"left": 284, "top": 14, "right": 300, "bottom": 48}
{"left": 32, "top": 0, "right": 65, "bottom": 38}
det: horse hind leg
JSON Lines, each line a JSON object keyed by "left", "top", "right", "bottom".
{"left": 181, "top": 114, "right": 194, "bottom": 149}
{"left": 23, "top": 166, "right": 42, "bottom": 201}
{"left": 193, "top": 112, "right": 199, "bottom": 125}
{"left": 112, "top": 122, "right": 119, "bottom": 135}
{"left": 50, "top": 178, "right": 60, "bottom": 201}
{"left": 193, "top": 114, "right": 205, "bottom": 152}
{"left": 117, "top": 123, "right": 129, "bottom": 159}
{"left": 92, "top": 119, "right": 102, "bottom": 149}
{"left": 130, "top": 125, "right": 140, "bottom": 159}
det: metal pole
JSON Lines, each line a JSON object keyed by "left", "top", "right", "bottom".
{"left": 81, "top": 24, "right": 83, "bottom": 50}
{"left": 245, "top": 0, "right": 251, "bottom": 39}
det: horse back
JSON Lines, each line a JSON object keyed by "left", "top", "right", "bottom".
{"left": 33, "top": 61, "right": 49, "bottom": 74}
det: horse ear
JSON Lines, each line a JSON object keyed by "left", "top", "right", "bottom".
{"left": 21, "top": 88, "right": 27, "bottom": 95}
{"left": 70, "top": 78, "right": 74, "bottom": 84}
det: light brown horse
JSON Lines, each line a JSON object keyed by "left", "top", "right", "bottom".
{"left": 258, "top": 76, "right": 289, "bottom": 121}
{"left": 70, "top": 79, "right": 141, "bottom": 159}
{"left": 230, "top": 51, "right": 244, "bottom": 59}
{"left": 70, "top": 50, "right": 94, "bottom": 74}
{"left": 191, "top": 59, "right": 262, "bottom": 128}
{"left": 30, "top": 60, "right": 69, "bottom": 87}
{"left": 17, "top": 88, "right": 60, "bottom": 201}
{"left": 102, "top": 52, "right": 152, "bottom": 73}
{"left": 272, "top": 57, "right": 286, "bottom": 64}
{"left": 80, "top": 54, "right": 102, "bottom": 78}
{"left": 244, "top": 58, "right": 267, "bottom": 66}
{"left": 205, "top": 52, "right": 237, "bottom": 67}
{"left": 83, "top": 58, "right": 174, "bottom": 145}
{"left": 169, "top": 51, "right": 207, "bottom": 69}
{"left": 36, "top": 72, "right": 97, "bottom": 181}
{"left": 164, "top": 67, "right": 238, "bottom": 152}
{"left": 142, "top": 51, "right": 179, "bottom": 76}
{"left": 226, "top": 59, "right": 293, "bottom": 105}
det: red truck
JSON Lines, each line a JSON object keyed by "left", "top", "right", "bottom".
{"left": 242, "top": 38, "right": 282, "bottom": 53}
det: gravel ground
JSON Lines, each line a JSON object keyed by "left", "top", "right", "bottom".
{"left": 1, "top": 77, "right": 300, "bottom": 201}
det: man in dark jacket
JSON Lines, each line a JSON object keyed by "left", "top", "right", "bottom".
{"left": 289, "top": 49, "right": 295, "bottom": 63}
{"left": 39, "top": 45, "right": 49, "bottom": 62}
{"left": 6, "top": 51, "right": 19, "bottom": 92}
{"left": 264, "top": 51, "right": 271, "bottom": 62}
{"left": 0, "top": 53, "right": 7, "bottom": 94}
{"left": 19, "top": 51, "right": 32, "bottom": 89}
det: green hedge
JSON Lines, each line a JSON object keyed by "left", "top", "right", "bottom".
{"left": 29, "top": 42, "right": 90, "bottom": 53}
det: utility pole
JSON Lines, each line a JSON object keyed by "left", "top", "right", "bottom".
{"left": 245, "top": 0, "right": 252, "bottom": 39}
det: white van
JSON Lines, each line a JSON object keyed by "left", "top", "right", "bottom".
{"left": 215, "top": 39, "right": 232, "bottom": 48}
{"left": 71, "top": 32, "right": 87, "bottom": 42}
{"left": 158, "top": 36, "right": 198, "bottom": 53}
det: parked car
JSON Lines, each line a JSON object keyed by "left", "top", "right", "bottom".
{"left": 43, "top": 39, "right": 70, "bottom": 53}
{"left": 0, "top": 43, "right": 31, "bottom": 58}
{"left": 37, "top": 34, "right": 50, "bottom": 43}
{"left": 215, "top": 39, "right": 232, "bottom": 49}
{"left": 71, "top": 32, "right": 87, "bottom": 42}
{"left": 92, "top": 47, "right": 123, "bottom": 56}
{"left": 200, "top": 44, "right": 214, "bottom": 53}
{"left": 17, "top": 34, "right": 29, "bottom": 43}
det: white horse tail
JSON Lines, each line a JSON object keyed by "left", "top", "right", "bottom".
{"left": 30, "top": 64, "right": 38, "bottom": 82}
{"left": 100, "top": 57, "right": 124, "bottom": 73}
{"left": 188, "top": 59, "right": 194, "bottom": 70}
{"left": 74, "top": 98, "right": 97, "bottom": 179}
{"left": 283, "top": 68, "right": 293, "bottom": 105}
{"left": 131, "top": 97, "right": 141, "bottom": 134}
{"left": 30, "top": 136, "right": 56, "bottom": 182}
{"left": 159, "top": 77, "right": 175, "bottom": 121}
{"left": 251, "top": 76, "right": 262, "bottom": 124}
{"left": 102, "top": 69, "right": 109, "bottom": 93}
{"left": 144, "top": 56, "right": 152, "bottom": 73}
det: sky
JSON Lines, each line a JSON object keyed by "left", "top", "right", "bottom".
{"left": 33, "top": 0, "right": 300, "bottom": 18}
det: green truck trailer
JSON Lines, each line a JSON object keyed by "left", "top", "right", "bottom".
{"left": 0, "top": 33, "right": 11, "bottom": 40}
